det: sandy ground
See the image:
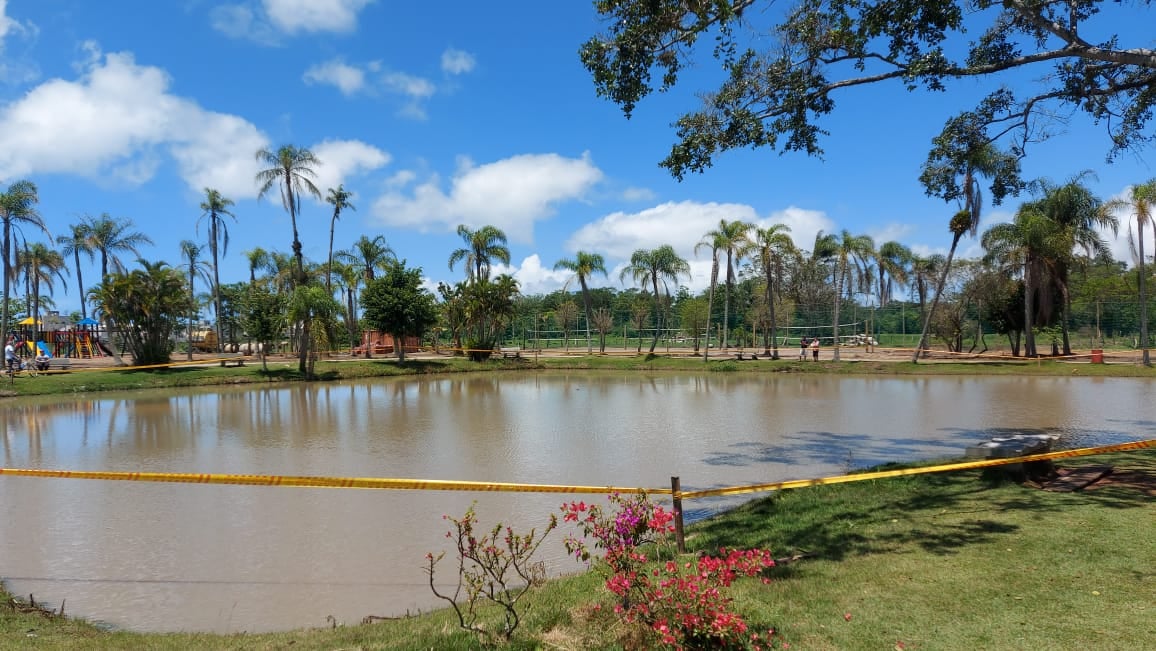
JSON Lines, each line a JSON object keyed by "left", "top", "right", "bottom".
{"left": 50, "top": 343, "right": 1148, "bottom": 369}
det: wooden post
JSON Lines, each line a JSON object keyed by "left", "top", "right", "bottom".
{"left": 671, "top": 476, "right": 685, "bottom": 554}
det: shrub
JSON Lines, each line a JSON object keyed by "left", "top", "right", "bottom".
{"left": 562, "top": 492, "right": 777, "bottom": 650}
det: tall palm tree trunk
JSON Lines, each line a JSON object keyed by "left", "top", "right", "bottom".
{"left": 211, "top": 221, "right": 223, "bottom": 354}
{"left": 832, "top": 262, "right": 844, "bottom": 362}
{"left": 579, "top": 278, "right": 593, "bottom": 354}
{"left": 703, "top": 258, "right": 718, "bottom": 362}
{"left": 1139, "top": 220, "right": 1150, "bottom": 365}
{"left": 912, "top": 235, "right": 962, "bottom": 363}
{"left": 1, "top": 223, "right": 10, "bottom": 346}
{"left": 1024, "top": 262, "right": 1037, "bottom": 357}
{"left": 649, "top": 274, "right": 661, "bottom": 353}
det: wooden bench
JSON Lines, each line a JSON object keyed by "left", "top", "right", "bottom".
{"left": 218, "top": 352, "right": 246, "bottom": 367}
{"left": 499, "top": 347, "right": 522, "bottom": 359}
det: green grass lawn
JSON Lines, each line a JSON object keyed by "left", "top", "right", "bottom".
{"left": 1, "top": 351, "right": 1154, "bottom": 399}
{"left": 5, "top": 450, "right": 1154, "bottom": 650}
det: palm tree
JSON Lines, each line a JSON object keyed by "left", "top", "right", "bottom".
{"left": 1031, "top": 176, "right": 1114, "bottom": 355}
{"left": 284, "top": 284, "right": 341, "bottom": 378}
{"left": 913, "top": 141, "right": 1016, "bottom": 362}
{"left": 1102, "top": 179, "right": 1156, "bottom": 365}
{"left": 243, "top": 247, "right": 271, "bottom": 285}
{"left": 255, "top": 144, "right": 322, "bottom": 283}
{"left": 982, "top": 203, "right": 1068, "bottom": 358}
{"left": 874, "top": 241, "right": 913, "bottom": 308}
{"left": 553, "top": 251, "right": 608, "bottom": 353}
{"left": 18, "top": 242, "right": 67, "bottom": 343}
{"left": 752, "top": 224, "right": 795, "bottom": 358}
{"left": 198, "top": 188, "right": 236, "bottom": 353}
{"left": 619, "top": 245, "right": 690, "bottom": 353}
{"left": 85, "top": 213, "right": 153, "bottom": 282}
{"left": 698, "top": 220, "right": 754, "bottom": 353}
{"left": 694, "top": 233, "right": 721, "bottom": 360}
{"left": 337, "top": 235, "right": 395, "bottom": 358}
{"left": 340, "top": 234, "right": 395, "bottom": 283}
{"left": 814, "top": 230, "right": 875, "bottom": 361}
{"left": 57, "top": 221, "right": 94, "bottom": 320}
{"left": 0, "top": 180, "right": 44, "bottom": 345}
{"left": 179, "top": 240, "right": 212, "bottom": 361}
{"left": 325, "top": 185, "right": 356, "bottom": 293}
{"left": 448, "top": 224, "right": 510, "bottom": 284}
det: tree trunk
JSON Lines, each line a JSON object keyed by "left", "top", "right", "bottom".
{"left": 1139, "top": 220, "right": 1150, "bottom": 366}
{"left": 1060, "top": 283, "right": 1072, "bottom": 356}
{"left": 1023, "top": 262, "right": 1037, "bottom": 358}
{"left": 912, "top": 234, "right": 962, "bottom": 363}
{"left": 832, "top": 260, "right": 844, "bottom": 362}
{"left": 703, "top": 257, "right": 718, "bottom": 362}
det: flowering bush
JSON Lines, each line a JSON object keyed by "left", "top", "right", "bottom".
{"left": 562, "top": 492, "right": 780, "bottom": 650}
{"left": 425, "top": 503, "right": 556, "bottom": 642}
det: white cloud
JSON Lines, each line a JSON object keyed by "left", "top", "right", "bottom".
{"left": 381, "top": 71, "right": 436, "bottom": 119}
{"left": 492, "top": 254, "right": 573, "bottom": 296}
{"left": 767, "top": 205, "right": 835, "bottom": 253}
{"left": 303, "top": 59, "right": 366, "bottom": 95}
{"left": 309, "top": 139, "right": 390, "bottom": 197}
{"left": 0, "top": 0, "right": 31, "bottom": 46}
{"left": 1100, "top": 185, "right": 1145, "bottom": 267}
{"left": 372, "top": 152, "right": 604, "bottom": 241}
{"left": 0, "top": 0, "right": 39, "bottom": 83}
{"left": 263, "top": 0, "right": 374, "bottom": 33}
{"left": 211, "top": 0, "right": 372, "bottom": 41}
{"left": 440, "top": 48, "right": 476, "bottom": 75}
{"left": 209, "top": 4, "right": 279, "bottom": 45}
{"left": 565, "top": 201, "right": 836, "bottom": 293}
{"left": 0, "top": 47, "right": 269, "bottom": 197}
{"left": 621, "top": 186, "right": 656, "bottom": 202}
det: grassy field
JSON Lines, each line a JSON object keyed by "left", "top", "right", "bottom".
{"left": 1, "top": 349, "right": 1154, "bottom": 399}
{"left": 4, "top": 450, "right": 1154, "bottom": 650}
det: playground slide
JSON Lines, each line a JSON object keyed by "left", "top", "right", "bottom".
{"left": 35, "top": 341, "right": 52, "bottom": 358}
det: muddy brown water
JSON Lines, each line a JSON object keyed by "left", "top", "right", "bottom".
{"left": 1, "top": 372, "right": 1152, "bottom": 633}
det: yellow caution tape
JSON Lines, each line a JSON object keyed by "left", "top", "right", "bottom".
{"left": 679, "top": 438, "right": 1156, "bottom": 499}
{"left": 3, "top": 439, "right": 1151, "bottom": 500}
{"left": 0, "top": 467, "right": 667, "bottom": 495}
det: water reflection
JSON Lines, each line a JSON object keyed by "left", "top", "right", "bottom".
{"left": 1, "top": 373, "right": 1154, "bottom": 633}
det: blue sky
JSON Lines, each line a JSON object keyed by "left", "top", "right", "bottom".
{"left": 1, "top": 0, "right": 1152, "bottom": 317}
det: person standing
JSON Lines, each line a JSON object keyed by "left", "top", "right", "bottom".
{"left": 4, "top": 337, "right": 18, "bottom": 371}
{"left": 810, "top": 336, "right": 820, "bottom": 361}
{"left": 799, "top": 336, "right": 809, "bottom": 361}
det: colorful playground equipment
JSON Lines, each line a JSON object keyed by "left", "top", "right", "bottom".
{"left": 14, "top": 315, "right": 108, "bottom": 359}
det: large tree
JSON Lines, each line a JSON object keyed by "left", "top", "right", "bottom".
{"left": 752, "top": 224, "right": 795, "bottom": 358}
{"left": 57, "top": 221, "right": 94, "bottom": 320}
{"left": 255, "top": 144, "right": 323, "bottom": 372}
{"left": 255, "top": 144, "right": 322, "bottom": 283}
{"left": 325, "top": 185, "right": 356, "bottom": 294}
{"left": 619, "top": 245, "right": 690, "bottom": 353}
{"left": 702, "top": 219, "right": 754, "bottom": 351}
{"left": 361, "top": 260, "right": 439, "bottom": 363}
{"left": 179, "top": 240, "right": 212, "bottom": 361}
{"left": 1102, "top": 179, "right": 1156, "bottom": 365}
{"left": 89, "top": 259, "right": 193, "bottom": 366}
{"left": 198, "top": 188, "right": 236, "bottom": 353}
{"left": 86, "top": 213, "right": 153, "bottom": 282}
{"left": 582, "top": 1, "right": 1156, "bottom": 187}
{"left": 18, "top": 242, "right": 67, "bottom": 344}
{"left": 449, "top": 224, "right": 510, "bottom": 284}
{"left": 813, "top": 230, "right": 874, "bottom": 361}
{"left": 0, "top": 180, "right": 44, "bottom": 346}
{"left": 337, "top": 234, "right": 395, "bottom": 357}
{"left": 553, "top": 251, "right": 608, "bottom": 354}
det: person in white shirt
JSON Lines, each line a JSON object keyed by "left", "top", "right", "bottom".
{"left": 4, "top": 337, "right": 18, "bottom": 371}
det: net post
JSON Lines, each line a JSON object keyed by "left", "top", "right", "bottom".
{"left": 671, "top": 476, "right": 686, "bottom": 554}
